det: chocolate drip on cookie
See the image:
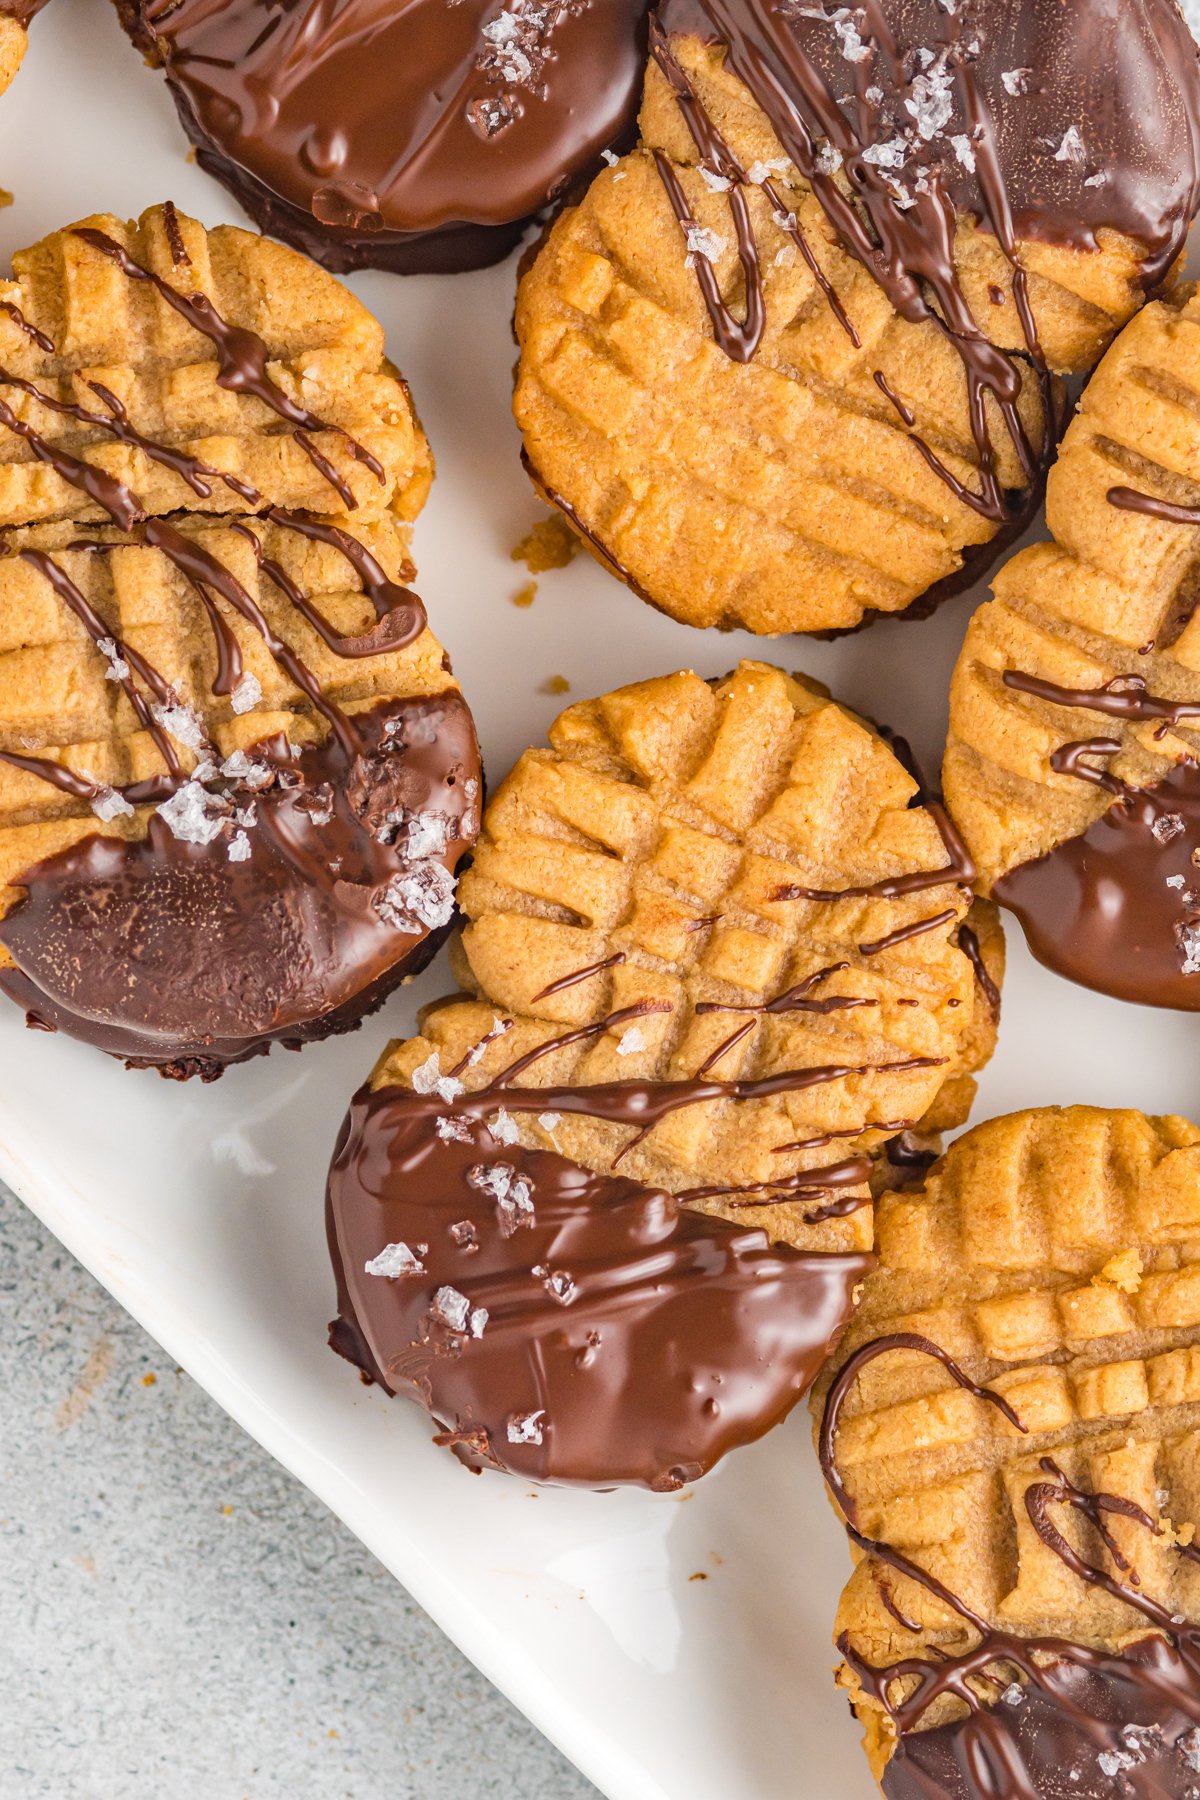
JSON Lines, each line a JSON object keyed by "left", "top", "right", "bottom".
{"left": 652, "top": 0, "right": 1200, "bottom": 522}
{"left": 821, "top": 1333, "right": 1200, "bottom": 1800}
{"left": 0, "top": 696, "right": 479, "bottom": 1076}
{"left": 117, "top": 0, "right": 651, "bottom": 276}
{"left": 0, "top": 223, "right": 478, "bottom": 1074}
{"left": 327, "top": 1071, "right": 873, "bottom": 1489}
{"left": 992, "top": 760, "right": 1200, "bottom": 1010}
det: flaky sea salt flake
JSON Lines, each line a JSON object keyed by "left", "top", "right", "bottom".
{"left": 506, "top": 1410, "right": 545, "bottom": 1444}
{"left": 155, "top": 780, "right": 229, "bottom": 846}
{"left": 230, "top": 671, "right": 262, "bottom": 715}
{"left": 431, "top": 1285, "right": 471, "bottom": 1332}
{"left": 152, "top": 700, "right": 208, "bottom": 753}
{"left": 227, "top": 830, "right": 252, "bottom": 862}
{"left": 1054, "top": 126, "right": 1086, "bottom": 166}
{"left": 685, "top": 225, "right": 727, "bottom": 267}
{"left": 1001, "top": 68, "right": 1030, "bottom": 95}
{"left": 949, "top": 133, "right": 976, "bottom": 171}
{"left": 1178, "top": 1726, "right": 1200, "bottom": 1772}
{"left": 90, "top": 785, "right": 135, "bottom": 822}
{"left": 435, "top": 1114, "right": 474, "bottom": 1144}
{"left": 488, "top": 1108, "right": 520, "bottom": 1146}
{"left": 373, "top": 861, "right": 456, "bottom": 933}
{"left": 861, "top": 136, "right": 908, "bottom": 169}
{"left": 404, "top": 811, "right": 452, "bottom": 860}
{"left": 617, "top": 1025, "right": 646, "bottom": 1056}
{"left": 1001, "top": 1683, "right": 1024, "bottom": 1706}
{"left": 97, "top": 636, "right": 130, "bottom": 683}
{"left": 1153, "top": 812, "right": 1185, "bottom": 845}
{"left": 365, "top": 1241, "right": 426, "bottom": 1278}
{"left": 699, "top": 165, "right": 733, "bottom": 192}
{"left": 905, "top": 63, "right": 954, "bottom": 139}
{"left": 411, "top": 1051, "right": 464, "bottom": 1105}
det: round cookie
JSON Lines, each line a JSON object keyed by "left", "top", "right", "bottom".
{"left": 815, "top": 1105, "right": 1200, "bottom": 1800}
{"left": 113, "top": 0, "right": 651, "bottom": 276}
{"left": 946, "top": 281, "right": 1200, "bottom": 1011}
{"left": 514, "top": 0, "right": 1200, "bottom": 635}
{"left": 326, "top": 661, "right": 1004, "bottom": 1489}
{"left": 0, "top": 204, "right": 480, "bottom": 1078}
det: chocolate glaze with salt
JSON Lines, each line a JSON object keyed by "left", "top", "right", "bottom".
{"left": 327, "top": 1056, "right": 874, "bottom": 1488}
{"left": 0, "top": 223, "right": 480, "bottom": 1073}
{"left": 649, "top": 0, "right": 1200, "bottom": 554}
{"left": 0, "top": 696, "right": 479, "bottom": 1077}
{"left": 820, "top": 1333, "right": 1200, "bottom": 1800}
{"left": 116, "top": 0, "right": 651, "bottom": 276}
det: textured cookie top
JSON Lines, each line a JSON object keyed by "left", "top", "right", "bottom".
{"left": 451, "top": 660, "right": 1002, "bottom": 1226}
{"left": 816, "top": 1106, "right": 1200, "bottom": 1797}
{"left": 946, "top": 282, "right": 1200, "bottom": 1010}
{"left": 0, "top": 203, "right": 430, "bottom": 526}
{"left": 325, "top": 661, "right": 1002, "bottom": 1489}
{"left": 515, "top": 2, "right": 1200, "bottom": 635}
{"left": 0, "top": 204, "right": 479, "bottom": 1076}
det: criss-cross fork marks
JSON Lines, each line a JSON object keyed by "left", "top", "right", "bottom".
{"left": 818, "top": 1106, "right": 1200, "bottom": 1739}
{"left": 376, "top": 661, "right": 1004, "bottom": 1248}
{"left": 515, "top": 38, "right": 1143, "bottom": 634}
{"left": 0, "top": 514, "right": 455, "bottom": 927}
{"left": 0, "top": 205, "right": 430, "bottom": 529}
{"left": 947, "top": 283, "right": 1200, "bottom": 884}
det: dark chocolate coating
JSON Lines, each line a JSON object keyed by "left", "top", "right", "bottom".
{"left": 881, "top": 1639, "right": 1200, "bottom": 1800}
{"left": 993, "top": 759, "right": 1200, "bottom": 1012}
{"left": 662, "top": 0, "right": 1200, "bottom": 285}
{"left": 0, "top": 696, "right": 481, "bottom": 1078}
{"left": 116, "top": 0, "right": 651, "bottom": 275}
{"left": 327, "top": 1078, "right": 872, "bottom": 1489}
{"left": 822, "top": 1336, "right": 1200, "bottom": 1800}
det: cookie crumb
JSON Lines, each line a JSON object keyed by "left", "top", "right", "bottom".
{"left": 1093, "top": 1247, "right": 1143, "bottom": 1294}
{"left": 541, "top": 675, "right": 571, "bottom": 695}
{"left": 512, "top": 580, "right": 537, "bottom": 607}
{"left": 512, "top": 514, "right": 578, "bottom": 573}
{"left": 0, "top": 189, "right": 13, "bottom": 210}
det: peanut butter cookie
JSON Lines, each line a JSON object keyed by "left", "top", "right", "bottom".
{"left": 326, "top": 661, "right": 1003, "bottom": 1488}
{"left": 514, "top": 0, "right": 1200, "bottom": 635}
{"left": 946, "top": 282, "right": 1200, "bottom": 1011}
{"left": 0, "top": 204, "right": 480, "bottom": 1077}
{"left": 816, "top": 1104, "right": 1200, "bottom": 1800}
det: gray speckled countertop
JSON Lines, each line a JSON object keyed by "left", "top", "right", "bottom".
{"left": 1, "top": 1184, "right": 597, "bottom": 1800}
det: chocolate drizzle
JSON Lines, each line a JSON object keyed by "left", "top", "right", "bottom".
{"left": 994, "top": 637, "right": 1200, "bottom": 1008}
{"left": 774, "top": 798, "right": 975, "bottom": 902}
{"left": 326, "top": 1068, "right": 873, "bottom": 1488}
{"left": 652, "top": 0, "right": 1200, "bottom": 539}
{"left": 820, "top": 1332, "right": 1200, "bottom": 1800}
{"left": 0, "top": 226, "right": 476, "bottom": 1074}
{"left": 119, "top": 0, "right": 651, "bottom": 276}
{"left": 72, "top": 227, "right": 384, "bottom": 496}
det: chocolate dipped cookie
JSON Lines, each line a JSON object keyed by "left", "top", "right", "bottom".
{"left": 0, "top": 203, "right": 480, "bottom": 1077}
{"left": 326, "top": 661, "right": 1004, "bottom": 1489}
{"left": 816, "top": 1105, "right": 1200, "bottom": 1800}
{"left": 514, "top": 0, "right": 1200, "bottom": 636}
{"left": 0, "top": 0, "right": 48, "bottom": 98}
{"left": 946, "top": 281, "right": 1200, "bottom": 1011}
{"left": 114, "top": 0, "right": 651, "bottom": 276}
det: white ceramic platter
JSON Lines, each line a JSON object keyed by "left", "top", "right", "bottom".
{"left": 5, "top": 5, "right": 1200, "bottom": 1797}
